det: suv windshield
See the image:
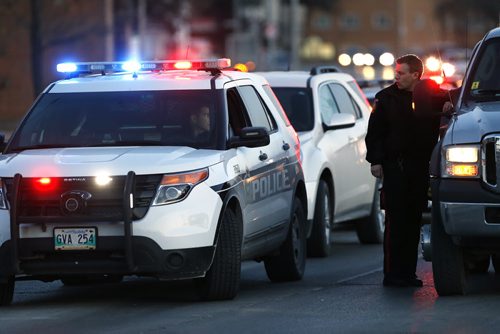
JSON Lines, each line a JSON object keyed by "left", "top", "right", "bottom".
{"left": 272, "top": 88, "right": 314, "bottom": 131}
{"left": 466, "top": 37, "right": 500, "bottom": 102}
{"left": 8, "top": 90, "right": 221, "bottom": 152}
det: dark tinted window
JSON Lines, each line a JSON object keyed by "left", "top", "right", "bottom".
{"left": 8, "top": 90, "right": 220, "bottom": 152}
{"left": 467, "top": 37, "right": 500, "bottom": 101}
{"left": 237, "top": 85, "right": 277, "bottom": 132}
{"left": 272, "top": 88, "right": 314, "bottom": 131}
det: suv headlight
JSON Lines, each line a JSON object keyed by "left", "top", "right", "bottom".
{"left": 152, "top": 168, "right": 209, "bottom": 206}
{"left": 442, "top": 145, "right": 480, "bottom": 178}
{"left": 0, "top": 179, "right": 7, "bottom": 210}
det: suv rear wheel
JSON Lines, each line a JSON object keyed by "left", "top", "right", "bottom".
{"left": 307, "top": 180, "right": 332, "bottom": 257}
{"left": 265, "top": 197, "right": 306, "bottom": 281}
{"left": 196, "top": 206, "right": 242, "bottom": 300}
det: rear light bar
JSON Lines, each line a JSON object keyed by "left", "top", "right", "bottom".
{"left": 57, "top": 58, "right": 231, "bottom": 75}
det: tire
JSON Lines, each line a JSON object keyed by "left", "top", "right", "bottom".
{"left": 61, "top": 275, "right": 123, "bottom": 286}
{"left": 307, "top": 180, "right": 332, "bottom": 257}
{"left": 465, "top": 254, "right": 490, "bottom": 274}
{"left": 0, "top": 276, "right": 14, "bottom": 306}
{"left": 195, "top": 206, "right": 242, "bottom": 301}
{"left": 264, "top": 197, "right": 307, "bottom": 282}
{"left": 492, "top": 255, "right": 500, "bottom": 273}
{"left": 431, "top": 203, "right": 466, "bottom": 296}
{"left": 356, "top": 179, "right": 385, "bottom": 244}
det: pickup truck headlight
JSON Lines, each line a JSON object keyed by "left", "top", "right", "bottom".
{"left": 0, "top": 179, "right": 7, "bottom": 210}
{"left": 152, "top": 168, "right": 208, "bottom": 206}
{"left": 442, "top": 145, "right": 480, "bottom": 178}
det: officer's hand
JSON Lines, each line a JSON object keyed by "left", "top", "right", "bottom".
{"left": 370, "top": 164, "right": 383, "bottom": 178}
{"left": 442, "top": 101, "right": 454, "bottom": 114}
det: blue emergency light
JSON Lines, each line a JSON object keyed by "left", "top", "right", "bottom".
{"left": 56, "top": 59, "right": 232, "bottom": 76}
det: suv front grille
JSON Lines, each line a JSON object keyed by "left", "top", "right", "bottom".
{"left": 482, "top": 135, "right": 500, "bottom": 192}
{"left": 4, "top": 174, "right": 162, "bottom": 222}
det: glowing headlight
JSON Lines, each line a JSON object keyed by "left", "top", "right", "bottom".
{"left": 443, "top": 145, "right": 480, "bottom": 178}
{"left": 0, "top": 179, "right": 7, "bottom": 210}
{"left": 152, "top": 168, "right": 208, "bottom": 206}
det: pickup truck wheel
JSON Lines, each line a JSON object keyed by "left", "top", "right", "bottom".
{"left": 307, "top": 180, "right": 332, "bottom": 257}
{"left": 0, "top": 276, "right": 14, "bottom": 306}
{"left": 356, "top": 179, "right": 384, "bottom": 244}
{"left": 465, "top": 254, "right": 490, "bottom": 274}
{"left": 195, "top": 206, "right": 242, "bottom": 301}
{"left": 431, "top": 206, "right": 466, "bottom": 295}
{"left": 265, "top": 197, "right": 306, "bottom": 282}
{"left": 61, "top": 275, "right": 123, "bottom": 286}
{"left": 492, "top": 255, "right": 500, "bottom": 273}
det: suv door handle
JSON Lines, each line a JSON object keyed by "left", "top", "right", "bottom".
{"left": 259, "top": 152, "right": 268, "bottom": 161}
{"left": 282, "top": 142, "right": 290, "bottom": 151}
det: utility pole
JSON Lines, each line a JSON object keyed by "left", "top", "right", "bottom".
{"left": 104, "top": 0, "right": 114, "bottom": 61}
{"left": 290, "top": 0, "right": 300, "bottom": 70}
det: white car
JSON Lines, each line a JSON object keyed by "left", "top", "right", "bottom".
{"left": 260, "top": 68, "right": 384, "bottom": 257}
{"left": 0, "top": 59, "right": 308, "bottom": 305}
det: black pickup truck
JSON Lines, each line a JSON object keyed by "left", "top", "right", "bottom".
{"left": 423, "top": 27, "right": 500, "bottom": 295}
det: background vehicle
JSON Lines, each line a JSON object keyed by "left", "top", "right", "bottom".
{"left": 259, "top": 67, "right": 384, "bottom": 257}
{"left": 0, "top": 59, "right": 308, "bottom": 305}
{"left": 426, "top": 27, "right": 500, "bottom": 295}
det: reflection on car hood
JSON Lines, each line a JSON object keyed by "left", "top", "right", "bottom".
{"left": 450, "top": 102, "right": 500, "bottom": 144}
{"left": 0, "top": 146, "right": 224, "bottom": 177}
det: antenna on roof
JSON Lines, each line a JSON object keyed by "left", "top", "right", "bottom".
{"left": 185, "top": 45, "right": 190, "bottom": 59}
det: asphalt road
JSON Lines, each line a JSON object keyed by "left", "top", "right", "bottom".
{"left": 2, "top": 223, "right": 500, "bottom": 333}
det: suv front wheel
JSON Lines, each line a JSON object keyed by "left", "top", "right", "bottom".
{"left": 195, "top": 206, "right": 242, "bottom": 300}
{"left": 356, "top": 179, "right": 385, "bottom": 244}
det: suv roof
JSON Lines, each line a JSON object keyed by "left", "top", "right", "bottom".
{"left": 49, "top": 59, "right": 269, "bottom": 93}
{"left": 259, "top": 70, "right": 357, "bottom": 88}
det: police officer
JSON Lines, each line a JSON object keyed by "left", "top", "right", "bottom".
{"left": 365, "top": 54, "right": 438, "bottom": 287}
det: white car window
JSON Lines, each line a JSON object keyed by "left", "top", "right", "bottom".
{"left": 319, "top": 84, "right": 340, "bottom": 124}
{"left": 329, "top": 83, "right": 361, "bottom": 119}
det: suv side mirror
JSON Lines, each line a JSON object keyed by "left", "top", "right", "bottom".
{"left": 322, "top": 113, "right": 356, "bottom": 132}
{"left": 230, "top": 127, "right": 270, "bottom": 148}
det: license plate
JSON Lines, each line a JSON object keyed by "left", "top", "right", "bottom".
{"left": 54, "top": 227, "right": 96, "bottom": 250}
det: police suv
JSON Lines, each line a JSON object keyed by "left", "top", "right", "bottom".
{"left": 425, "top": 27, "right": 500, "bottom": 295}
{"left": 0, "top": 59, "right": 307, "bottom": 305}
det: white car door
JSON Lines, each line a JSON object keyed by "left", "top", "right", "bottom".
{"left": 328, "top": 82, "right": 372, "bottom": 211}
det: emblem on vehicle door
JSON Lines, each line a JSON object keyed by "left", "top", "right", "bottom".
{"left": 60, "top": 190, "right": 92, "bottom": 215}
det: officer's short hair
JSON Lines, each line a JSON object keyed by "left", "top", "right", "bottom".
{"left": 396, "top": 54, "right": 424, "bottom": 79}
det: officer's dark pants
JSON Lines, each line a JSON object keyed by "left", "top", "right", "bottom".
{"left": 382, "top": 158, "right": 429, "bottom": 279}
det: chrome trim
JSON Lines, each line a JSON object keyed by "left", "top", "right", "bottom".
{"left": 481, "top": 135, "right": 500, "bottom": 192}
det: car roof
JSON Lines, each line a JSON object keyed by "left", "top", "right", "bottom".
{"left": 485, "top": 27, "right": 500, "bottom": 40}
{"left": 48, "top": 69, "right": 268, "bottom": 93}
{"left": 256, "top": 70, "right": 356, "bottom": 88}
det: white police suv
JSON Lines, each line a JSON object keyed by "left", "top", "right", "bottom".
{"left": 260, "top": 68, "right": 384, "bottom": 257}
{"left": 0, "top": 59, "right": 307, "bottom": 304}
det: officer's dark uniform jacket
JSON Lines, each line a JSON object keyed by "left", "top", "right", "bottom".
{"left": 365, "top": 81, "right": 446, "bottom": 165}
{"left": 364, "top": 81, "right": 444, "bottom": 280}
{"left": 365, "top": 83, "right": 414, "bottom": 165}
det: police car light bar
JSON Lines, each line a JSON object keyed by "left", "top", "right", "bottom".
{"left": 56, "top": 58, "right": 232, "bottom": 75}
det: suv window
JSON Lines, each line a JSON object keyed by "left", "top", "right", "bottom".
{"left": 271, "top": 88, "right": 313, "bottom": 132}
{"left": 262, "top": 84, "right": 291, "bottom": 127}
{"left": 329, "top": 83, "right": 361, "bottom": 119}
{"left": 319, "top": 84, "right": 340, "bottom": 124}
{"left": 238, "top": 85, "right": 277, "bottom": 132}
{"left": 8, "top": 90, "right": 219, "bottom": 152}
